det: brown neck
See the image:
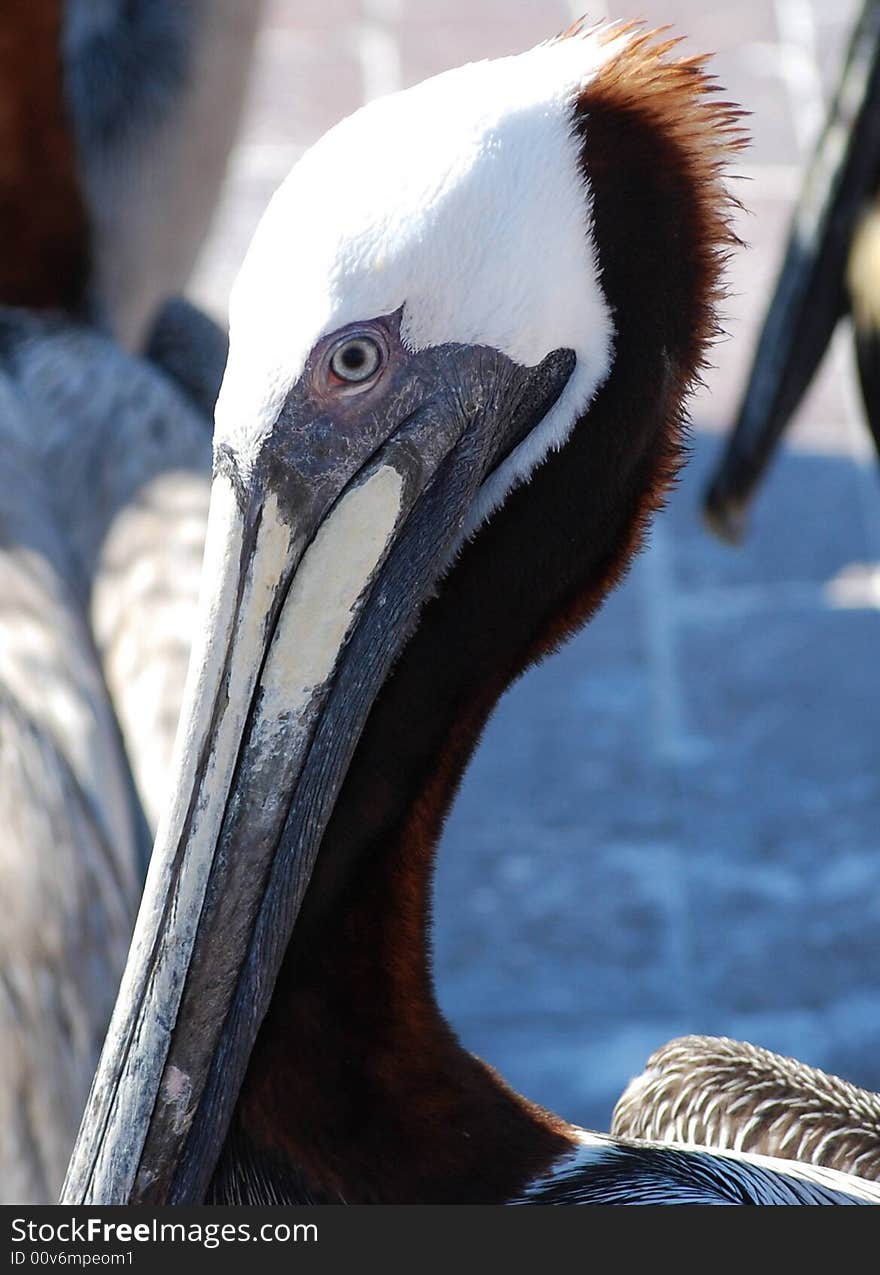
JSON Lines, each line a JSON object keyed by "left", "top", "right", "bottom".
{"left": 0, "top": 2, "right": 90, "bottom": 310}
{"left": 232, "top": 674, "right": 574, "bottom": 1204}
{"left": 218, "top": 39, "right": 743, "bottom": 1204}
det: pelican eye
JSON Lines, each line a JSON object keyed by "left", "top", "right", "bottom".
{"left": 329, "top": 335, "right": 384, "bottom": 385}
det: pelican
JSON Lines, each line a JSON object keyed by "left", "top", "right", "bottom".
{"left": 611, "top": 1035, "right": 880, "bottom": 1182}
{"left": 0, "top": 2, "right": 260, "bottom": 1201}
{"left": 63, "top": 22, "right": 880, "bottom": 1205}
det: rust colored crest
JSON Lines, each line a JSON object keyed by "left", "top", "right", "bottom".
{"left": 569, "top": 20, "right": 748, "bottom": 344}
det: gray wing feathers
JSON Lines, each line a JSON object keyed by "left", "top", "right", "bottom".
{"left": 8, "top": 318, "right": 213, "bottom": 834}
{"left": 0, "top": 379, "right": 141, "bottom": 1202}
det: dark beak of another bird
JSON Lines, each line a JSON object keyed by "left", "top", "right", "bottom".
{"left": 704, "top": 0, "right": 880, "bottom": 542}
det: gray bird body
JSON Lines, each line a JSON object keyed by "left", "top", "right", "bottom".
{"left": 0, "top": 0, "right": 255, "bottom": 1202}
{"left": 3, "top": 311, "right": 213, "bottom": 832}
{"left": 0, "top": 305, "right": 216, "bottom": 1202}
{"left": 0, "top": 348, "right": 141, "bottom": 1202}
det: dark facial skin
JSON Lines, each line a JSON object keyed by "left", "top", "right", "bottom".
{"left": 215, "top": 309, "right": 571, "bottom": 528}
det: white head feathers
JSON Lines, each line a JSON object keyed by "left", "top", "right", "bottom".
{"left": 216, "top": 26, "right": 631, "bottom": 528}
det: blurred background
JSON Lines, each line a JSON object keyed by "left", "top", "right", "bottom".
{"left": 183, "top": 0, "right": 880, "bottom": 1131}
{"left": 3, "top": 0, "right": 879, "bottom": 1188}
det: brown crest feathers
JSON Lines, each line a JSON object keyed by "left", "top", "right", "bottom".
{"left": 575, "top": 22, "right": 748, "bottom": 372}
{"left": 526, "top": 22, "right": 750, "bottom": 642}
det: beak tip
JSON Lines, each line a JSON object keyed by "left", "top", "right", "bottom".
{"left": 703, "top": 481, "right": 749, "bottom": 546}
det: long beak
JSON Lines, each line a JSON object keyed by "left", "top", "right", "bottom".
{"left": 704, "top": 0, "right": 880, "bottom": 542}
{"left": 61, "top": 344, "right": 574, "bottom": 1205}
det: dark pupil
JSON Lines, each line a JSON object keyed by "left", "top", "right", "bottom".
{"left": 341, "top": 343, "right": 367, "bottom": 371}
